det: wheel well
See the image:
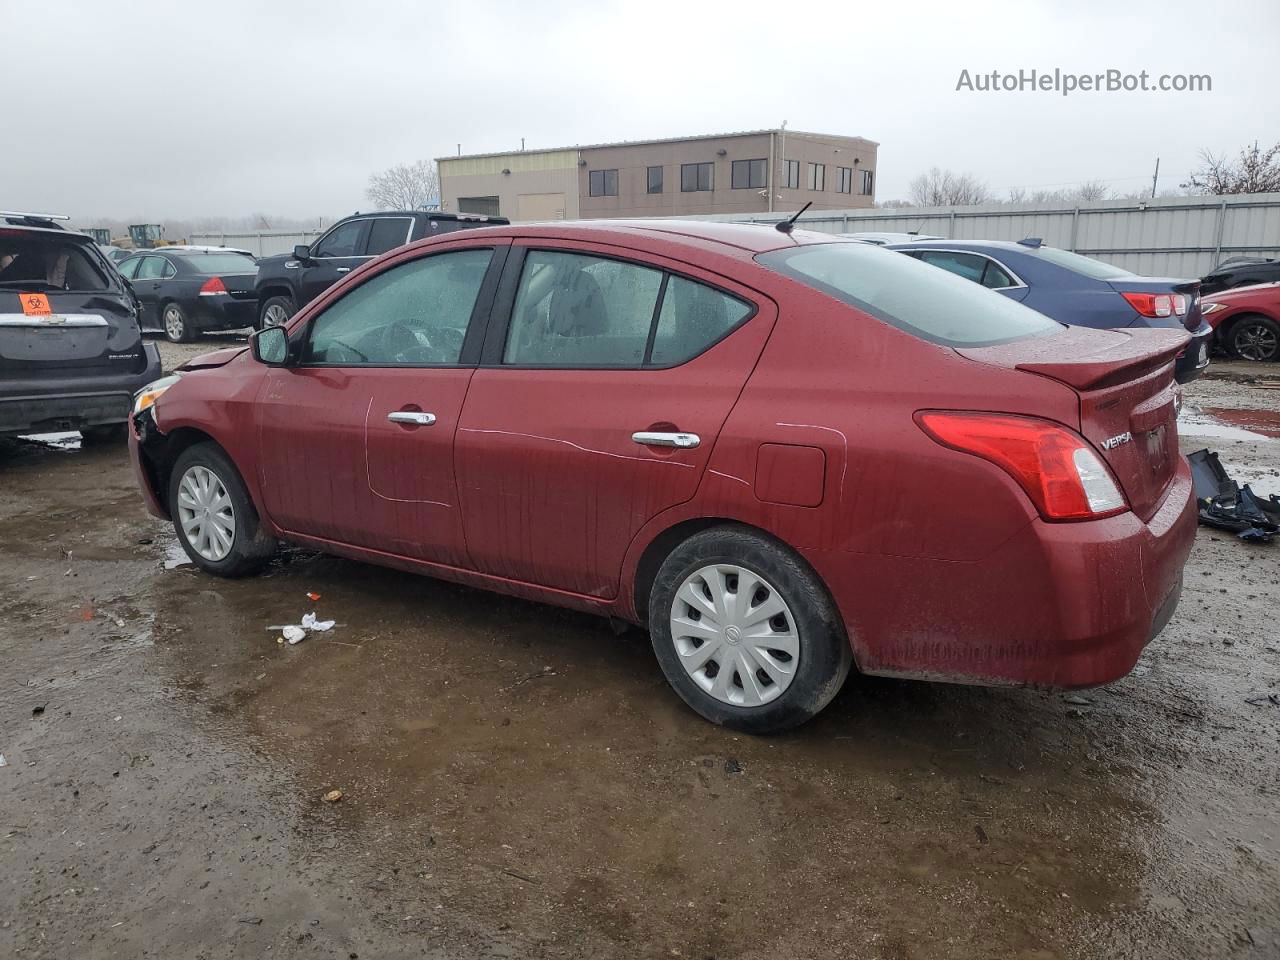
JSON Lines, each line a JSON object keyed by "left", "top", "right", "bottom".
{"left": 1222, "top": 312, "right": 1272, "bottom": 335}
{"left": 632, "top": 517, "right": 774, "bottom": 626}
{"left": 259, "top": 286, "right": 295, "bottom": 308}
{"left": 149, "top": 427, "right": 221, "bottom": 512}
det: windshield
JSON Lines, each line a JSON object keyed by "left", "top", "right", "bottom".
{"left": 0, "top": 233, "right": 109, "bottom": 291}
{"left": 182, "top": 253, "right": 257, "bottom": 274}
{"left": 757, "top": 242, "right": 1061, "bottom": 347}
{"left": 1017, "top": 245, "right": 1133, "bottom": 280}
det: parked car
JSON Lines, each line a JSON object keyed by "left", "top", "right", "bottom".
{"left": 0, "top": 212, "right": 161, "bottom": 441}
{"left": 98, "top": 244, "right": 134, "bottom": 264}
{"left": 1201, "top": 282, "right": 1280, "bottom": 361}
{"left": 128, "top": 222, "right": 1195, "bottom": 733}
{"left": 117, "top": 248, "right": 259, "bottom": 342}
{"left": 1200, "top": 256, "right": 1280, "bottom": 296}
{"left": 889, "top": 239, "right": 1212, "bottom": 383}
{"left": 839, "top": 231, "right": 945, "bottom": 245}
{"left": 253, "top": 210, "right": 508, "bottom": 329}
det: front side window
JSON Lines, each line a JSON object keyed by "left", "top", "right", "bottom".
{"left": 650, "top": 275, "right": 753, "bottom": 366}
{"left": 589, "top": 169, "right": 618, "bottom": 197}
{"left": 647, "top": 165, "right": 663, "bottom": 194}
{"left": 313, "top": 219, "right": 367, "bottom": 258}
{"left": 837, "top": 167, "right": 853, "bottom": 194}
{"left": 807, "top": 162, "right": 825, "bottom": 191}
{"left": 783, "top": 160, "right": 800, "bottom": 190}
{"left": 757, "top": 243, "right": 1060, "bottom": 347}
{"left": 365, "top": 217, "right": 413, "bottom": 256}
{"left": 680, "top": 162, "right": 714, "bottom": 192}
{"left": 731, "top": 159, "right": 767, "bottom": 189}
{"left": 305, "top": 248, "right": 492, "bottom": 365}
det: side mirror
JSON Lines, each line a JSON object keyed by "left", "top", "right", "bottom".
{"left": 293, "top": 244, "right": 312, "bottom": 261}
{"left": 251, "top": 325, "right": 291, "bottom": 366}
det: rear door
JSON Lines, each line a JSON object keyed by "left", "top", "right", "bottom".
{"left": 298, "top": 218, "right": 371, "bottom": 307}
{"left": 455, "top": 242, "right": 775, "bottom": 598}
{"left": 131, "top": 254, "right": 173, "bottom": 328}
{"left": 0, "top": 231, "right": 143, "bottom": 381}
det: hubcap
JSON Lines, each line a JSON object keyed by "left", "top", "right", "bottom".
{"left": 263, "top": 304, "right": 288, "bottom": 327}
{"left": 164, "top": 307, "right": 184, "bottom": 340}
{"left": 176, "top": 465, "right": 235, "bottom": 562}
{"left": 1235, "top": 324, "right": 1278, "bottom": 362}
{"left": 669, "top": 564, "right": 800, "bottom": 707}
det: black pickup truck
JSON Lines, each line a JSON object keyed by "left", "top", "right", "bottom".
{"left": 253, "top": 210, "right": 508, "bottom": 328}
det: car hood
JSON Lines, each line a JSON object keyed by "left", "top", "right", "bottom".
{"left": 176, "top": 346, "right": 247, "bottom": 371}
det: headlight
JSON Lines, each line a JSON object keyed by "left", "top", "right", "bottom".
{"left": 133, "top": 374, "right": 182, "bottom": 414}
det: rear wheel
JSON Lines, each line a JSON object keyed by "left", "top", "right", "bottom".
{"left": 168, "top": 442, "right": 276, "bottom": 577}
{"left": 163, "top": 302, "right": 194, "bottom": 343}
{"left": 648, "top": 526, "right": 853, "bottom": 734}
{"left": 258, "top": 294, "right": 296, "bottom": 330}
{"left": 1226, "top": 315, "right": 1280, "bottom": 362}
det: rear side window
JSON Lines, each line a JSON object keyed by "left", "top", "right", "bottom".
{"left": 919, "top": 251, "right": 986, "bottom": 284}
{"left": 305, "top": 248, "right": 492, "bottom": 365}
{"left": 651, "top": 276, "right": 752, "bottom": 365}
{"left": 136, "top": 256, "right": 173, "bottom": 280}
{"left": 365, "top": 217, "right": 413, "bottom": 256}
{"left": 758, "top": 243, "right": 1060, "bottom": 347}
{"left": 117, "top": 257, "right": 141, "bottom": 279}
{"left": 0, "top": 236, "right": 110, "bottom": 291}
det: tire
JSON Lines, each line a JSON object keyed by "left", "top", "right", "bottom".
{"left": 258, "top": 294, "right": 296, "bottom": 331}
{"left": 81, "top": 423, "right": 128, "bottom": 444}
{"left": 1225, "top": 315, "right": 1280, "bottom": 362}
{"left": 648, "top": 525, "right": 853, "bottom": 734}
{"left": 162, "top": 302, "right": 194, "bottom": 343}
{"left": 167, "top": 442, "right": 277, "bottom": 577}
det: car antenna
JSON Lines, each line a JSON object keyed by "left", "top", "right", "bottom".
{"left": 775, "top": 201, "right": 813, "bottom": 235}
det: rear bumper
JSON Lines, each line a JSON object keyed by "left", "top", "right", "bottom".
{"left": 192, "top": 296, "right": 257, "bottom": 331}
{"left": 808, "top": 457, "right": 1197, "bottom": 689}
{"left": 1174, "top": 323, "right": 1213, "bottom": 384}
{"left": 0, "top": 344, "right": 162, "bottom": 435}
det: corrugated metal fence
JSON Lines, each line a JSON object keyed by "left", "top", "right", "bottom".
{"left": 690, "top": 192, "right": 1280, "bottom": 278}
{"left": 188, "top": 229, "right": 323, "bottom": 258}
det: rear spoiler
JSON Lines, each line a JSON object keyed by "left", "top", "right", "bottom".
{"left": 1012, "top": 327, "right": 1189, "bottom": 390}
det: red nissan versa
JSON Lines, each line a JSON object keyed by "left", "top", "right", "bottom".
{"left": 127, "top": 221, "right": 1197, "bottom": 733}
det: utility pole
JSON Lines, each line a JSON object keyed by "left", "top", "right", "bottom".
{"left": 1151, "top": 157, "right": 1160, "bottom": 198}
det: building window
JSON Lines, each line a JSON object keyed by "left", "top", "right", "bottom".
{"left": 647, "top": 166, "right": 663, "bottom": 194}
{"left": 731, "top": 158, "right": 768, "bottom": 190}
{"left": 589, "top": 169, "right": 618, "bottom": 197}
{"left": 807, "top": 162, "right": 825, "bottom": 192}
{"left": 860, "top": 169, "right": 875, "bottom": 196}
{"left": 837, "top": 166, "right": 853, "bottom": 194}
{"left": 458, "top": 196, "right": 500, "bottom": 217}
{"left": 783, "top": 160, "right": 800, "bottom": 190}
{"left": 680, "top": 162, "right": 714, "bottom": 192}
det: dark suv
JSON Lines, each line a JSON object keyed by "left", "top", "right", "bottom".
{"left": 253, "top": 210, "right": 508, "bottom": 328}
{"left": 0, "top": 212, "right": 161, "bottom": 441}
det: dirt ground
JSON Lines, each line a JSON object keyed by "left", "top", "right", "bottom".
{"left": 1, "top": 338, "right": 1278, "bottom": 959}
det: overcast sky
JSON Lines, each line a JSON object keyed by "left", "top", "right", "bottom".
{"left": 2, "top": 0, "right": 1274, "bottom": 221}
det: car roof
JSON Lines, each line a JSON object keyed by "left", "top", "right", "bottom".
{"left": 889, "top": 239, "right": 1033, "bottom": 253}
{"left": 0, "top": 220, "right": 94, "bottom": 243}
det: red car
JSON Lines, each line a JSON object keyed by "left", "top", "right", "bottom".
{"left": 1201, "top": 282, "right": 1280, "bottom": 362}
{"left": 128, "top": 221, "right": 1196, "bottom": 733}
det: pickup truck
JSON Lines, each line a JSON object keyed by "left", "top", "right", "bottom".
{"left": 253, "top": 210, "right": 508, "bottom": 328}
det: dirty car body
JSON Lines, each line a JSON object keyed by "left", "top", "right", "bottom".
{"left": 128, "top": 221, "right": 1197, "bottom": 732}
{"left": 0, "top": 216, "right": 161, "bottom": 438}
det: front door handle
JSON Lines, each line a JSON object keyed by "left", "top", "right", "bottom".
{"left": 388, "top": 411, "right": 436, "bottom": 426}
{"left": 632, "top": 431, "right": 700, "bottom": 449}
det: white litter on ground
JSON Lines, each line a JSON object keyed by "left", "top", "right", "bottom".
{"left": 267, "top": 612, "right": 338, "bottom": 645}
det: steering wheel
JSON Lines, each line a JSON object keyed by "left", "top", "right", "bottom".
{"left": 375, "top": 320, "right": 451, "bottom": 364}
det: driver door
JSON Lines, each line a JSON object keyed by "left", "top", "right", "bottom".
{"left": 298, "top": 218, "right": 371, "bottom": 307}
{"left": 255, "top": 240, "right": 507, "bottom": 567}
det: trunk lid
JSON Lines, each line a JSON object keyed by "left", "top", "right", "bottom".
{"left": 959, "top": 325, "right": 1189, "bottom": 521}
{"left": 217, "top": 272, "right": 258, "bottom": 301}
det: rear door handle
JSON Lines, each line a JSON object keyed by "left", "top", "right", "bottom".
{"left": 632, "top": 431, "right": 700, "bottom": 449}
{"left": 388, "top": 411, "right": 436, "bottom": 426}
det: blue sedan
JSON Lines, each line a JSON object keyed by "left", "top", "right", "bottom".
{"left": 887, "top": 239, "right": 1212, "bottom": 383}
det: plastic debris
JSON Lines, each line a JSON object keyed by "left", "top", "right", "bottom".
{"left": 301, "top": 612, "right": 335, "bottom": 632}
{"left": 306, "top": 591, "right": 322, "bottom": 601}
{"left": 1188, "top": 449, "right": 1279, "bottom": 542}
{"left": 267, "top": 612, "right": 337, "bottom": 644}
{"left": 323, "top": 789, "right": 343, "bottom": 803}
{"left": 282, "top": 625, "right": 306, "bottom": 645}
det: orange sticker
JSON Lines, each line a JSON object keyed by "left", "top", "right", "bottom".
{"left": 20, "top": 293, "right": 51, "bottom": 316}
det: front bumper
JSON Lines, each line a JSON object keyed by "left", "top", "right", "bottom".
{"left": 0, "top": 344, "right": 162, "bottom": 436}
{"left": 128, "top": 404, "right": 170, "bottom": 519}
{"left": 807, "top": 457, "right": 1198, "bottom": 689}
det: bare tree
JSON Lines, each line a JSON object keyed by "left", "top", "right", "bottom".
{"left": 1074, "top": 179, "right": 1111, "bottom": 202}
{"left": 1183, "top": 142, "right": 1280, "bottom": 195}
{"left": 365, "top": 160, "right": 440, "bottom": 210}
{"left": 907, "top": 167, "right": 992, "bottom": 206}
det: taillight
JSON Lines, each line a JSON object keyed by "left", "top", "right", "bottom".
{"left": 1120, "top": 291, "right": 1174, "bottom": 317}
{"left": 198, "top": 276, "right": 228, "bottom": 296}
{"left": 1171, "top": 294, "right": 1188, "bottom": 316}
{"left": 915, "top": 411, "right": 1128, "bottom": 521}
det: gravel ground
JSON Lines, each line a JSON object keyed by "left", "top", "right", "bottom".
{"left": 0, "top": 343, "right": 1277, "bottom": 959}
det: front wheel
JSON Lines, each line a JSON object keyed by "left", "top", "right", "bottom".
{"left": 167, "top": 442, "right": 277, "bottom": 577}
{"left": 648, "top": 526, "right": 853, "bottom": 734}
{"left": 1226, "top": 315, "right": 1280, "bottom": 362}
{"left": 163, "top": 302, "right": 194, "bottom": 343}
{"left": 258, "top": 294, "right": 296, "bottom": 330}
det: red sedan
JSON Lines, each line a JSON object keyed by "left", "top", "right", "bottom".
{"left": 1201, "top": 282, "right": 1280, "bottom": 362}
{"left": 128, "top": 221, "right": 1196, "bottom": 732}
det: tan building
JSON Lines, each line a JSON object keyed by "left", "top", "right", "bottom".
{"left": 437, "top": 129, "right": 878, "bottom": 222}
